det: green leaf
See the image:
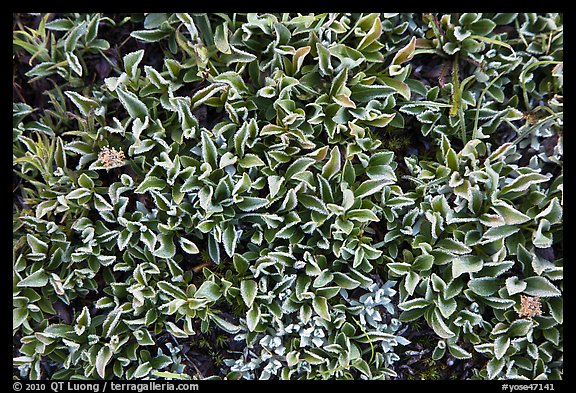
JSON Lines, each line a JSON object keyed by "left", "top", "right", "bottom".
{"left": 505, "top": 276, "right": 527, "bottom": 296}
{"left": 267, "top": 176, "right": 284, "bottom": 198}
{"left": 357, "top": 17, "right": 382, "bottom": 51}
{"left": 350, "top": 84, "right": 395, "bottom": 103}
{"left": 165, "top": 321, "right": 189, "bottom": 338}
{"left": 45, "top": 18, "right": 74, "bottom": 31}
{"left": 134, "top": 329, "right": 155, "bottom": 346}
{"left": 133, "top": 362, "right": 152, "bottom": 379}
{"left": 157, "top": 281, "right": 187, "bottom": 299}
{"left": 404, "top": 271, "right": 420, "bottom": 296}
{"left": 130, "top": 29, "right": 170, "bottom": 43}
{"left": 223, "top": 45, "right": 257, "bottom": 65}
{"left": 17, "top": 269, "right": 49, "bottom": 287}
{"left": 448, "top": 342, "right": 472, "bottom": 359}
{"left": 26, "top": 234, "right": 48, "bottom": 254}
{"left": 214, "top": 22, "right": 231, "bottom": 54}
{"left": 238, "top": 154, "right": 265, "bottom": 168}
{"left": 96, "top": 346, "right": 113, "bottom": 378}
{"left": 208, "top": 233, "right": 220, "bottom": 264}
{"left": 98, "top": 255, "right": 116, "bottom": 267}
{"left": 240, "top": 280, "right": 258, "bottom": 308}
{"left": 195, "top": 281, "right": 222, "bottom": 302}
{"left": 429, "top": 308, "right": 455, "bottom": 339}
{"left": 487, "top": 357, "right": 505, "bottom": 379}
{"left": 66, "top": 188, "right": 91, "bottom": 200}
{"left": 507, "top": 319, "right": 533, "bottom": 337}
{"left": 354, "top": 179, "right": 392, "bottom": 198}
{"left": 293, "top": 46, "right": 311, "bottom": 74}
{"left": 192, "top": 84, "right": 227, "bottom": 108}
{"left": 246, "top": 305, "right": 260, "bottom": 331}
{"left": 499, "top": 173, "right": 550, "bottom": 195}
{"left": 237, "top": 197, "right": 269, "bottom": 212}
{"left": 135, "top": 176, "right": 166, "bottom": 194}
{"left": 352, "top": 358, "right": 372, "bottom": 378}
{"left": 491, "top": 201, "right": 530, "bottom": 225}
{"left": 151, "top": 371, "right": 192, "bottom": 380}
{"left": 346, "top": 209, "right": 379, "bottom": 222}
{"left": 222, "top": 224, "right": 238, "bottom": 257}
{"left": 145, "top": 65, "right": 169, "bottom": 89}
{"left": 209, "top": 313, "right": 241, "bottom": 334}
{"left": 153, "top": 234, "right": 176, "bottom": 259}
{"left": 65, "top": 91, "right": 98, "bottom": 117}
{"left": 13, "top": 308, "right": 28, "bottom": 330}
{"left": 64, "top": 21, "right": 87, "bottom": 52}
{"left": 523, "top": 276, "right": 561, "bottom": 297}
{"left": 412, "top": 254, "right": 434, "bottom": 271}
{"left": 398, "top": 298, "right": 431, "bottom": 311}
{"left": 452, "top": 255, "right": 483, "bottom": 278}
{"left": 481, "top": 225, "right": 520, "bottom": 242}
{"left": 391, "top": 36, "right": 416, "bottom": 65}
{"left": 468, "top": 277, "right": 499, "bottom": 296}
{"left": 494, "top": 336, "right": 510, "bottom": 360}
{"left": 380, "top": 77, "right": 411, "bottom": 100}
{"left": 116, "top": 86, "right": 148, "bottom": 120}
{"left": 313, "top": 296, "right": 331, "bottom": 321}
{"left": 534, "top": 197, "right": 562, "bottom": 225}
{"left": 179, "top": 237, "right": 199, "bottom": 254}
{"left": 313, "top": 270, "right": 334, "bottom": 288}
{"left": 123, "top": 49, "right": 144, "bottom": 80}
{"left": 332, "top": 272, "right": 361, "bottom": 290}
{"left": 321, "top": 146, "right": 341, "bottom": 180}
{"left": 298, "top": 194, "right": 328, "bottom": 215}
{"left": 316, "top": 42, "right": 333, "bottom": 76}
{"left": 285, "top": 157, "right": 316, "bottom": 180}
{"left": 548, "top": 298, "right": 562, "bottom": 324}
{"left": 201, "top": 131, "right": 218, "bottom": 168}
{"left": 469, "top": 19, "right": 496, "bottom": 36}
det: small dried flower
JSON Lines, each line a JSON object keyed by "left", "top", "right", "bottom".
{"left": 98, "top": 147, "right": 125, "bottom": 168}
{"left": 518, "top": 295, "right": 542, "bottom": 319}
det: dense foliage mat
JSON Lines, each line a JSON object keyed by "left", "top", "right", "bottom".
{"left": 13, "top": 13, "right": 563, "bottom": 380}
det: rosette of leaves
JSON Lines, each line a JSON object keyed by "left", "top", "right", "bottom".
{"left": 398, "top": 13, "right": 562, "bottom": 143}
{"left": 14, "top": 13, "right": 115, "bottom": 86}
{"left": 391, "top": 133, "right": 562, "bottom": 379}
{"left": 223, "top": 279, "right": 409, "bottom": 380}
{"left": 13, "top": 12, "right": 562, "bottom": 381}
